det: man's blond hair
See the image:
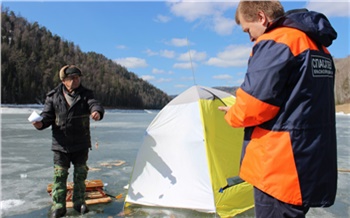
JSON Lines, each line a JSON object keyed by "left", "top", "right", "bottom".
{"left": 235, "top": 1, "right": 284, "bottom": 25}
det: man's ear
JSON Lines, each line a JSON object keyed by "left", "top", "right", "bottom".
{"left": 257, "top": 10, "right": 269, "bottom": 26}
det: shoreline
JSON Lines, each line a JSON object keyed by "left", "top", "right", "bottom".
{"left": 1, "top": 103, "right": 349, "bottom": 114}
{"left": 336, "top": 103, "right": 350, "bottom": 114}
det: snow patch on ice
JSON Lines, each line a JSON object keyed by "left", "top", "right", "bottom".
{"left": 1, "top": 199, "right": 25, "bottom": 210}
{"left": 336, "top": 111, "right": 350, "bottom": 116}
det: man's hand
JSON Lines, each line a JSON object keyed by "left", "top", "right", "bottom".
{"left": 218, "top": 106, "right": 231, "bottom": 113}
{"left": 91, "top": 111, "right": 101, "bottom": 121}
{"left": 32, "top": 121, "right": 43, "bottom": 129}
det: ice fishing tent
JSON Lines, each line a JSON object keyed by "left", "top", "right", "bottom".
{"left": 125, "top": 85, "right": 254, "bottom": 217}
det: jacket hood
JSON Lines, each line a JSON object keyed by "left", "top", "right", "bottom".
{"left": 267, "top": 9, "right": 337, "bottom": 47}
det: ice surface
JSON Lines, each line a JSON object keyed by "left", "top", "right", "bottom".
{"left": 1, "top": 106, "right": 349, "bottom": 217}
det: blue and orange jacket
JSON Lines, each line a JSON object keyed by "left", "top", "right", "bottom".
{"left": 224, "top": 9, "right": 337, "bottom": 207}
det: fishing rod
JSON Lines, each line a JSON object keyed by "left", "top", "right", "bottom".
{"left": 104, "top": 192, "right": 123, "bottom": 200}
{"left": 27, "top": 112, "right": 101, "bottom": 149}
{"left": 186, "top": 37, "right": 228, "bottom": 107}
{"left": 29, "top": 114, "right": 92, "bottom": 123}
{"left": 187, "top": 36, "right": 196, "bottom": 85}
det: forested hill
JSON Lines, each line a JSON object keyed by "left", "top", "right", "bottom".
{"left": 1, "top": 9, "right": 171, "bottom": 109}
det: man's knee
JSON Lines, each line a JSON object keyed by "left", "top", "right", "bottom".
{"left": 74, "top": 165, "right": 89, "bottom": 180}
{"left": 54, "top": 165, "right": 69, "bottom": 180}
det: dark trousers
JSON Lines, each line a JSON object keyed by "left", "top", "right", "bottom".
{"left": 53, "top": 149, "right": 89, "bottom": 168}
{"left": 254, "top": 187, "right": 310, "bottom": 218}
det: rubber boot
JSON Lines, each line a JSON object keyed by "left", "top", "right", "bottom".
{"left": 51, "top": 207, "right": 67, "bottom": 218}
{"left": 51, "top": 165, "right": 68, "bottom": 218}
{"left": 72, "top": 165, "right": 89, "bottom": 214}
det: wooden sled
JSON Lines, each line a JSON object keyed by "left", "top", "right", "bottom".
{"left": 47, "top": 179, "right": 112, "bottom": 208}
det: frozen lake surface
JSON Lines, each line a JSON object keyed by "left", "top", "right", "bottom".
{"left": 1, "top": 105, "right": 349, "bottom": 217}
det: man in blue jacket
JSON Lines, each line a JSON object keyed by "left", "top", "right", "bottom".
{"left": 33, "top": 65, "right": 104, "bottom": 217}
{"left": 219, "top": 1, "right": 337, "bottom": 217}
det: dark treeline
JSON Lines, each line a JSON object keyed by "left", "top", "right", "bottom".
{"left": 1, "top": 9, "right": 171, "bottom": 109}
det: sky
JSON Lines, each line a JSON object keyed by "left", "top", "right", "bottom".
{"left": 2, "top": 0, "right": 349, "bottom": 95}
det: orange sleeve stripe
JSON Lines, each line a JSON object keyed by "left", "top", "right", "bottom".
{"left": 257, "top": 27, "right": 330, "bottom": 56}
{"left": 224, "top": 88, "right": 279, "bottom": 127}
{"left": 240, "top": 127, "right": 302, "bottom": 205}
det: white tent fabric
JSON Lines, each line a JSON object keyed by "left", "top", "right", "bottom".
{"left": 125, "top": 86, "right": 254, "bottom": 216}
{"left": 127, "top": 101, "right": 215, "bottom": 211}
